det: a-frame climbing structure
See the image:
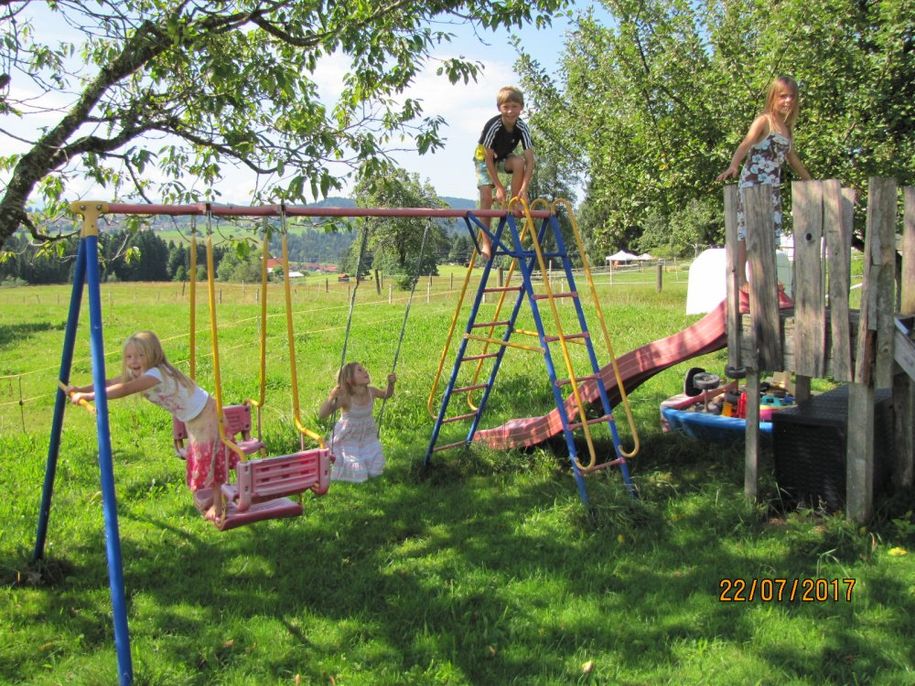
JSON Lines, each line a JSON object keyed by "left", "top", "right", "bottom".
{"left": 424, "top": 200, "right": 638, "bottom": 505}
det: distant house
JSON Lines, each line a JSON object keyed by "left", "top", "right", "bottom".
{"left": 265, "top": 257, "right": 283, "bottom": 273}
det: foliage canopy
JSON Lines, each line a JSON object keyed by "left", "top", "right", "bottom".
{"left": 0, "top": 0, "right": 566, "bottom": 245}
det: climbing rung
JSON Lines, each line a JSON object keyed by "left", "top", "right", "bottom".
{"left": 471, "top": 320, "right": 511, "bottom": 329}
{"left": 483, "top": 286, "right": 523, "bottom": 294}
{"left": 568, "top": 414, "right": 614, "bottom": 431}
{"left": 462, "top": 352, "right": 499, "bottom": 362}
{"left": 533, "top": 291, "right": 577, "bottom": 300}
{"left": 544, "top": 332, "right": 589, "bottom": 343}
{"left": 453, "top": 383, "right": 487, "bottom": 394}
{"left": 443, "top": 412, "right": 477, "bottom": 424}
{"left": 555, "top": 374, "right": 599, "bottom": 387}
{"left": 433, "top": 439, "right": 469, "bottom": 452}
{"left": 582, "top": 457, "right": 626, "bottom": 473}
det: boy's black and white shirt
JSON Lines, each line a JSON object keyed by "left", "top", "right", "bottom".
{"left": 478, "top": 115, "right": 533, "bottom": 161}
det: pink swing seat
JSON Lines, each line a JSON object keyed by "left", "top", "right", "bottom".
{"left": 172, "top": 403, "right": 266, "bottom": 459}
{"left": 207, "top": 448, "right": 332, "bottom": 531}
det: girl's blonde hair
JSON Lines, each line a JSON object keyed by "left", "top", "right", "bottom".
{"left": 122, "top": 330, "right": 194, "bottom": 391}
{"left": 764, "top": 75, "right": 800, "bottom": 131}
{"left": 334, "top": 361, "right": 364, "bottom": 410}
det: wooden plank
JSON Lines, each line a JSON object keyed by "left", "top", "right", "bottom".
{"left": 903, "top": 187, "right": 915, "bottom": 316}
{"left": 898, "top": 188, "right": 915, "bottom": 490}
{"left": 846, "top": 382, "right": 875, "bottom": 523}
{"left": 792, "top": 181, "right": 826, "bottom": 376}
{"left": 724, "top": 186, "right": 741, "bottom": 371}
{"left": 744, "top": 184, "right": 781, "bottom": 371}
{"left": 825, "top": 182, "right": 853, "bottom": 381}
{"left": 894, "top": 367, "right": 914, "bottom": 489}
{"left": 744, "top": 368, "right": 760, "bottom": 501}
{"left": 870, "top": 178, "right": 898, "bottom": 389}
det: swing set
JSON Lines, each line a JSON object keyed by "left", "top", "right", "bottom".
{"left": 36, "top": 199, "right": 635, "bottom": 685}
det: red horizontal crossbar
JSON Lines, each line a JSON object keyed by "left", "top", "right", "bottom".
{"left": 74, "top": 202, "right": 553, "bottom": 220}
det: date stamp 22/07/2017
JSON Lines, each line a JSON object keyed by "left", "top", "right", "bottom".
{"left": 718, "top": 578, "right": 856, "bottom": 603}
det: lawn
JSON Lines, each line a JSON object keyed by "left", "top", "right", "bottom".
{"left": 0, "top": 270, "right": 912, "bottom": 686}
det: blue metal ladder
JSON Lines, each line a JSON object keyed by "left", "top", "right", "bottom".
{"left": 424, "top": 204, "right": 637, "bottom": 505}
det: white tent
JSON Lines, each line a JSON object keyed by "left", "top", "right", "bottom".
{"left": 606, "top": 250, "right": 638, "bottom": 263}
{"left": 685, "top": 248, "right": 794, "bottom": 314}
{"left": 636, "top": 253, "right": 654, "bottom": 261}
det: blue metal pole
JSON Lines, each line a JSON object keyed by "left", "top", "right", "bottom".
{"left": 33, "top": 239, "right": 88, "bottom": 562}
{"left": 84, "top": 234, "right": 134, "bottom": 685}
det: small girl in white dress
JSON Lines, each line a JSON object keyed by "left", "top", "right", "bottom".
{"left": 318, "top": 362, "right": 396, "bottom": 483}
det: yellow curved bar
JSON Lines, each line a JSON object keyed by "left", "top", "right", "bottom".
{"left": 552, "top": 198, "right": 640, "bottom": 460}
{"left": 247, "top": 220, "right": 271, "bottom": 444}
{"left": 59, "top": 381, "right": 95, "bottom": 415}
{"left": 204, "top": 222, "right": 245, "bottom": 522}
{"left": 188, "top": 229, "right": 197, "bottom": 381}
{"left": 427, "top": 245, "right": 479, "bottom": 418}
{"left": 280, "top": 215, "right": 326, "bottom": 450}
{"left": 509, "top": 196, "right": 599, "bottom": 472}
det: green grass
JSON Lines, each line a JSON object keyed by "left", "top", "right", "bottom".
{"left": 1, "top": 273, "right": 913, "bottom": 686}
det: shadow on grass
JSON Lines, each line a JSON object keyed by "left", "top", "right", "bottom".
{"left": 0, "top": 321, "right": 65, "bottom": 352}
{"left": 5, "top": 428, "right": 913, "bottom": 685}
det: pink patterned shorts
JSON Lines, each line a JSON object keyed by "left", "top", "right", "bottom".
{"left": 185, "top": 440, "right": 239, "bottom": 492}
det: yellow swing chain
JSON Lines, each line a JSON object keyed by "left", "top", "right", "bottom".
{"left": 280, "top": 206, "right": 326, "bottom": 450}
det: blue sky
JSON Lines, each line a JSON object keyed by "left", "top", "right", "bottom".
{"left": 3, "top": 3, "right": 609, "bottom": 204}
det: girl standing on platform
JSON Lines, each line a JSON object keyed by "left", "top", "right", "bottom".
{"left": 717, "top": 75, "right": 812, "bottom": 305}
{"left": 319, "top": 362, "right": 396, "bottom": 483}
{"left": 68, "top": 331, "right": 234, "bottom": 513}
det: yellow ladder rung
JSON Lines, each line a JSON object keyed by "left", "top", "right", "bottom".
{"left": 471, "top": 320, "right": 510, "bottom": 329}
{"left": 464, "top": 334, "right": 543, "bottom": 353}
{"left": 556, "top": 374, "right": 599, "bottom": 387}
{"left": 568, "top": 414, "right": 614, "bottom": 431}
{"left": 580, "top": 457, "right": 626, "bottom": 475}
{"left": 433, "top": 439, "right": 469, "bottom": 452}
{"left": 544, "top": 332, "right": 589, "bottom": 344}
{"left": 443, "top": 412, "right": 477, "bottom": 424}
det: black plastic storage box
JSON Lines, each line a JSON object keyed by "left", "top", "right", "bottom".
{"left": 772, "top": 385, "right": 894, "bottom": 511}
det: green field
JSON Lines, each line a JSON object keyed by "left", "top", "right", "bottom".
{"left": 1, "top": 270, "right": 912, "bottom": 685}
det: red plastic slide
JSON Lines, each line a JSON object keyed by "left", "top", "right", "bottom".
{"left": 474, "top": 300, "right": 728, "bottom": 449}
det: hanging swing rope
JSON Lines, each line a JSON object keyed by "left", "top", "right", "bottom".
{"left": 329, "top": 220, "right": 372, "bottom": 445}
{"left": 376, "top": 220, "right": 432, "bottom": 432}
{"left": 337, "top": 221, "right": 371, "bottom": 376}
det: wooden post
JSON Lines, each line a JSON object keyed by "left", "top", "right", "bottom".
{"left": 744, "top": 184, "right": 782, "bottom": 371}
{"left": 388, "top": 284, "right": 393, "bottom": 304}
{"left": 375, "top": 269, "right": 381, "bottom": 295}
{"left": 655, "top": 261, "right": 662, "bottom": 293}
{"left": 498, "top": 266, "right": 504, "bottom": 288}
{"left": 744, "top": 369, "right": 761, "bottom": 500}
{"left": 792, "top": 180, "right": 826, "bottom": 377}
{"left": 894, "top": 187, "right": 915, "bottom": 489}
{"left": 724, "top": 186, "right": 741, "bottom": 372}
{"left": 824, "top": 182, "right": 854, "bottom": 382}
{"left": 325, "top": 278, "right": 329, "bottom": 293}
{"left": 847, "top": 382, "right": 876, "bottom": 523}
{"left": 870, "top": 178, "right": 898, "bottom": 389}
{"left": 427, "top": 275, "right": 432, "bottom": 304}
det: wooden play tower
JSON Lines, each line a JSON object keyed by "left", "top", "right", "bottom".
{"left": 725, "top": 178, "right": 914, "bottom": 522}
